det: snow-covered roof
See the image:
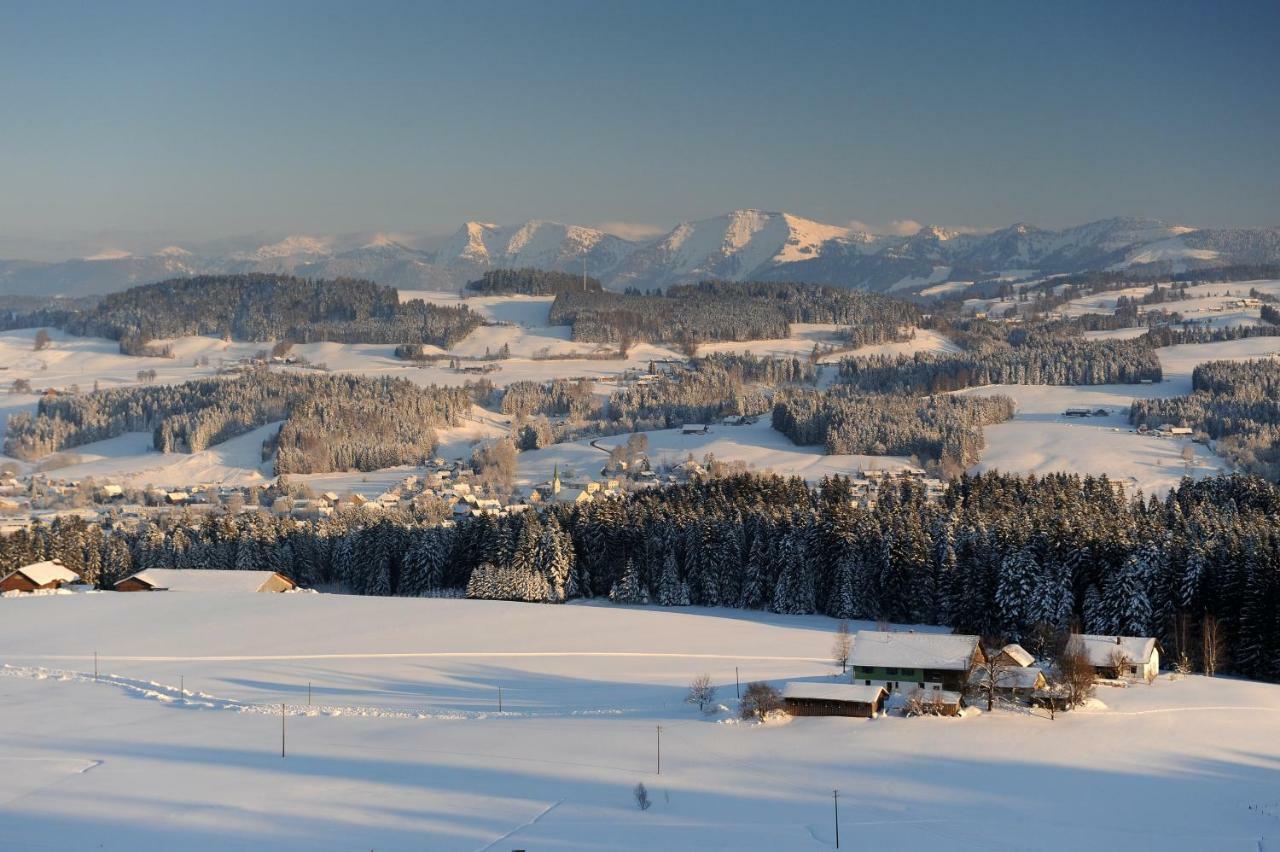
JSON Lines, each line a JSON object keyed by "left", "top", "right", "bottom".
{"left": 998, "top": 643, "right": 1036, "bottom": 667}
{"left": 971, "top": 666, "right": 1046, "bottom": 690}
{"left": 1072, "top": 634, "right": 1157, "bottom": 667}
{"left": 119, "top": 569, "right": 294, "bottom": 593}
{"left": 850, "top": 631, "right": 981, "bottom": 671}
{"left": 782, "top": 682, "right": 887, "bottom": 703}
{"left": 7, "top": 560, "right": 80, "bottom": 586}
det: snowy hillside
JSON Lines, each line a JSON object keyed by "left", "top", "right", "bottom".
{"left": 0, "top": 595, "right": 1276, "bottom": 851}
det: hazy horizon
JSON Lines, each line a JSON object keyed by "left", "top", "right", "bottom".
{"left": 2, "top": 0, "right": 1278, "bottom": 260}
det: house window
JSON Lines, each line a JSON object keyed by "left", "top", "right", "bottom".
{"left": 918, "top": 683, "right": 925, "bottom": 689}
{"left": 865, "top": 680, "right": 871, "bottom": 686}
{"left": 1130, "top": 666, "right": 1139, "bottom": 676}
{"left": 932, "top": 684, "right": 940, "bottom": 690}
{"left": 885, "top": 667, "right": 899, "bottom": 675}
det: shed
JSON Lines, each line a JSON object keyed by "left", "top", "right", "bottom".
{"left": 114, "top": 569, "right": 297, "bottom": 593}
{"left": 1071, "top": 634, "right": 1160, "bottom": 682}
{"left": 0, "top": 559, "right": 82, "bottom": 593}
{"left": 782, "top": 682, "right": 887, "bottom": 718}
{"left": 994, "top": 643, "right": 1036, "bottom": 668}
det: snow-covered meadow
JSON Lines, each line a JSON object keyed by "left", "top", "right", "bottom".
{"left": 0, "top": 594, "right": 1277, "bottom": 850}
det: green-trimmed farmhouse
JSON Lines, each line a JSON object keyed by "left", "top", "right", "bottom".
{"left": 850, "top": 630, "right": 985, "bottom": 694}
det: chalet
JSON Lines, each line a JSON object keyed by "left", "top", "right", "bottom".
{"left": 114, "top": 569, "right": 297, "bottom": 593}
{"left": 1071, "top": 634, "right": 1160, "bottom": 682}
{"left": 0, "top": 559, "right": 82, "bottom": 593}
{"left": 782, "top": 682, "right": 887, "bottom": 718}
{"left": 850, "top": 630, "right": 985, "bottom": 694}
{"left": 994, "top": 643, "right": 1036, "bottom": 668}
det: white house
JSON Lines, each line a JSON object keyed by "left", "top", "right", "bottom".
{"left": 1072, "top": 634, "right": 1160, "bottom": 682}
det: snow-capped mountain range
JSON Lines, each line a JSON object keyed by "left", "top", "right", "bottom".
{"left": 3, "top": 210, "right": 1278, "bottom": 298}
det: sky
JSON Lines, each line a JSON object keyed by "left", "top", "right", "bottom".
{"left": 1, "top": 0, "right": 1278, "bottom": 258}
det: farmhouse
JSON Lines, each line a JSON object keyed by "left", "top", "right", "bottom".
{"left": 0, "top": 559, "right": 82, "bottom": 593}
{"left": 680, "top": 424, "right": 709, "bottom": 435}
{"left": 782, "top": 682, "right": 887, "bottom": 718}
{"left": 1072, "top": 634, "right": 1159, "bottom": 682}
{"left": 850, "top": 630, "right": 985, "bottom": 694}
{"left": 115, "top": 569, "right": 297, "bottom": 593}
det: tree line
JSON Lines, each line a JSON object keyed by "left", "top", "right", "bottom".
{"left": 5, "top": 470, "right": 1279, "bottom": 682}
{"left": 466, "top": 268, "right": 603, "bottom": 296}
{"left": 43, "top": 275, "right": 482, "bottom": 350}
{"left": 771, "top": 389, "right": 1015, "bottom": 471}
{"left": 4, "top": 371, "right": 471, "bottom": 473}
{"left": 1130, "top": 359, "right": 1280, "bottom": 481}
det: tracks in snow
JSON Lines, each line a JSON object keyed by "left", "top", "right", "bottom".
{"left": 6, "top": 650, "right": 826, "bottom": 663}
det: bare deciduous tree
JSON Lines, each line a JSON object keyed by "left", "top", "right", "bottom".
{"left": 634, "top": 782, "right": 651, "bottom": 811}
{"left": 739, "top": 682, "right": 782, "bottom": 721}
{"left": 1202, "top": 614, "right": 1223, "bottom": 677}
{"left": 970, "top": 652, "right": 1021, "bottom": 711}
{"left": 686, "top": 673, "right": 716, "bottom": 713}
{"left": 1056, "top": 638, "right": 1096, "bottom": 708}
{"left": 33, "top": 328, "right": 51, "bottom": 351}
{"left": 832, "top": 620, "right": 852, "bottom": 673}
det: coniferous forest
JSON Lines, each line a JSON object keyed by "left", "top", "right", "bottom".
{"left": 4, "top": 372, "right": 471, "bottom": 472}
{"left": 5, "top": 471, "right": 1279, "bottom": 682}
{"left": 53, "top": 275, "right": 481, "bottom": 349}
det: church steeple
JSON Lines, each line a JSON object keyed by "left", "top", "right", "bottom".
{"left": 552, "top": 464, "right": 561, "bottom": 494}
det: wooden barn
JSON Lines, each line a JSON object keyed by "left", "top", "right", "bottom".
{"left": 782, "top": 682, "right": 888, "bottom": 718}
{"left": 0, "top": 559, "right": 82, "bottom": 593}
{"left": 114, "top": 569, "right": 297, "bottom": 593}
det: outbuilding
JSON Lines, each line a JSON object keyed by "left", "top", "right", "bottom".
{"left": 0, "top": 559, "right": 82, "bottom": 593}
{"left": 1071, "top": 634, "right": 1160, "bottom": 682}
{"left": 782, "top": 682, "right": 887, "bottom": 718}
{"left": 994, "top": 643, "right": 1036, "bottom": 668}
{"left": 114, "top": 569, "right": 297, "bottom": 593}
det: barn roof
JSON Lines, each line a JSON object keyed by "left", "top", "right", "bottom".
{"left": 782, "top": 682, "right": 887, "bottom": 703}
{"left": 998, "top": 643, "right": 1036, "bottom": 667}
{"left": 117, "top": 569, "right": 294, "bottom": 593}
{"left": 7, "top": 560, "right": 81, "bottom": 586}
{"left": 850, "top": 631, "right": 981, "bottom": 671}
{"left": 971, "top": 666, "right": 1046, "bottom": 690}
{"left": 1071, "top": 634, "right": 1157, "bottom": 667}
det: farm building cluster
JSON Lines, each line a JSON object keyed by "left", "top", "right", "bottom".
{"left": 782, "top": 629, "right": 1159, "bottom": 719}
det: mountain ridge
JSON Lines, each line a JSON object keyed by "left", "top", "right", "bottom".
{"left": 2, "top": 210, "right": 1277, "bottom": 298}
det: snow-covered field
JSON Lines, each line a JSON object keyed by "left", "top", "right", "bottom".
{"left": 0, "top": 595, "right": 1276, "bottom": 850}
{"left": 516, "top": 419, "right": 914, "bottom": 485}
{"left": 1062, "top": 279, "right": 1280, "bottom": 328}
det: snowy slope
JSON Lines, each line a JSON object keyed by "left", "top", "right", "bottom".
{"left": 0, "top": 595, "right": 1276, "bottom": 851}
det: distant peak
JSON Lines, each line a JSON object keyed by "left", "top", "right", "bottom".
{"left": 84, "top": 249, "right": 132, "bottom": 261}
{"left": 155, "top": 245, "right": 192, "bottom": 257}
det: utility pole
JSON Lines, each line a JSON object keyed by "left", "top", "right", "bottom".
{"left": 93, "top": 651, "right": 98, "bottom": 682}
{"left": 735, "top": 667, "right": 740, "bottom": 698}
{"left": 833, "top": 789, "right": 840, "bottom": 849}
{"left": 498, "top": 685, "right": 503, "bottom": 713}
{"left": 281, "top": 703, "right": 286, "bottom": 758}
{"left": 656, "top": 725, "right": 662, "bottom": 775}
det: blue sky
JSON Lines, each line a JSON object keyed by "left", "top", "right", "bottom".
{"left": 1, "top": 0, "right": 1277, "bottom": 254}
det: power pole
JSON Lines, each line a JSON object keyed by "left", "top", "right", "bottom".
{"left": 498, "top": 685, "right": 503, "bottom": 713}
{"left": 833, "top": 789, "right": 840, "bottom": 849}
{"left": 180, "top": 675, "right": 184, "bottom": 699}
{"left": 735, "top": 667, "right": 740, "bottom": 698}
{"left": 93, "top": 651, "right": 98, "bottom": 682}
{"left": 656, "top": 725, "right": 662, "bottom": 775}
{"left": 281, "top": 703, "right": 286, "bottom": 758}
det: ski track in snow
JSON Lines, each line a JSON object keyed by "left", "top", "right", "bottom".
{"left": 0, "top": 664, "right": 635, "bottom": 720}
{"left": 5, "top": 650, "right": 827, "bottom": 663}
{"left": 476, "top": 798, "right": 564, "bottom": 852}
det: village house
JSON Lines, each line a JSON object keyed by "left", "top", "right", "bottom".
{"left": 0, "top": 559, "right": 83, "bottom": 593}
{"left": 782, "top": 682, "right": 887, "bottom": 718}
{"left": 850, "top": 630, "right": 985, "bottom": 695}
{"left": 1071, "top": 634, "right": 1160, "bottom": 682}
{"left": 114, "top": 569, "right": 298, "bottom": 593}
